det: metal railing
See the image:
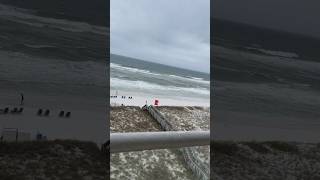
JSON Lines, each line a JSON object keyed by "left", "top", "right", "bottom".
{"left": 109, "top": 105, "right": 210, "bottom": 180}
{"left": 182, "top": 147, "right": 210, "bottom": 179}
{"left": 110, "top": 131, "right": 209, "bottom": 153}
{"left": 145, "top": 105, "right": 210, "bottom": 180}
{"left": 144, "top": 105, "right": 174, "bottom": 131}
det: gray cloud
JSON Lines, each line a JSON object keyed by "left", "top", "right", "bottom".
{"left": 111, "top": 0, "right": 210, "bottom": 73}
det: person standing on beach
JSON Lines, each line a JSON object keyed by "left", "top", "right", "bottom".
{"left": 20, "top": 93, "right": 24, "bottom": 105}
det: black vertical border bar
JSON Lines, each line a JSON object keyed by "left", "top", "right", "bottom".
{"left": 106, "top": 0, "right": 111, "bottom": 179}
{"left": 210, "top": 0, "right": 214, "bottom": 179}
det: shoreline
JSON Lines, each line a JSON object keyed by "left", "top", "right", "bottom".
{"left": 109, "top": 90, "right": 210, "bottom": 107}
{"left": 0, "top": 88, "right": 107, "bottom": 144}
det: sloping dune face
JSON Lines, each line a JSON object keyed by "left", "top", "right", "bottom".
{"left": 156, "top": 106, "right": 210, "bottom": 169}
{"left": 0, "top": 140, "right": 107, "bottom": 179}
{"left": 212, "top": 141, "right": 320, "bottom": 179}
{"left": 110, "top": 106, "right": 196, "bottom": 180}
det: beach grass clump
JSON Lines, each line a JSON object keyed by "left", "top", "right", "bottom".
{"left": 110, "top": 106, "right": 161, "bottom": 132}
{"left": 242, "top": 141, "right": 271, "bottom": 154}
{"left": 0, "top": 140, "right": 107, "bottom": 179}
{"left": 212, "top": 141, "right": 320, "bottom": 179}
{"left": 0, "top": 140, "right": 103, "bottom": 157}
{"left": 263, "top": 141, "right": 299, "bottom": 153}
{"left": 212, "top": 141, "right": 239, "bottom": 156}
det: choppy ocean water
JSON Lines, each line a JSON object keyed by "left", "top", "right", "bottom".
{"left": 110, "top": 54, "right": 210, "bottom": 100}
{"left": 212, "top": 19, "right": 320, "bottom": 142}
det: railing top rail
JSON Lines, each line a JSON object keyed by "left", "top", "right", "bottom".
{"left": 110, "top": 131, "right": 209, "bottom": 153}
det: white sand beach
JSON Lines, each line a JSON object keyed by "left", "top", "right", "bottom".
{"left": 212, "top": 110, "right": 320, "bottom": 143}
{"left": 110, "top": 90, "right": 209, "bottom": 107}
{"left": 0, "top": 88, "right": 107, "bottom": 144}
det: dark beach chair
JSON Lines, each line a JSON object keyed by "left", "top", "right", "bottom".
{"left": 65, "top": 112, "right": 71, "bottom": 118}
{"left": 44, "top": 109, "right": 50, "bottom": 116}
{"left": 18, "top": 108, "right": 23, "bottom": 113}
{"left": 37, "top": 109, "right": 43, "bottom": 116}
{"left": 59, "top": 111, "right": 64, "bottom": 117}
{"left": 3, "top": 107, "right": 9, "bottom": 114}
{"left": 36, "top": 133, "right": 43, "bottom": 140}
{"left": 11, "top": 107, "right": 18, "bottom": 113}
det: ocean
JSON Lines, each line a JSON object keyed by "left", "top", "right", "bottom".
{"left": 110, "top": 54, "right": 210, "bottom": 102}
{"left": 0, "top": 3, "right": 107, "bottom": 143}
{"left": 212, "top": 19, "right": 320, "bottom": 142}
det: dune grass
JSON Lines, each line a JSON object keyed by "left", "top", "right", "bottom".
{"left": 0, "top": 140, "right": 107, "bottom": 180}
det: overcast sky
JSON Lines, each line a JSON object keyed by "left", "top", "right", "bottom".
{"left": 213, "top": 0, "right": 320, "bottom": 38}
{"left": 111, "top": 0, "right": 210, "bottom": 73}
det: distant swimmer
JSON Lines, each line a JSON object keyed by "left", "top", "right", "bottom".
{"left": 20, "top": 93, "right": 24, "bottom": 105}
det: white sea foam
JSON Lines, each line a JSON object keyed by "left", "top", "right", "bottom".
{"left": 0, "top": 50, "right": 106, "bottom": 86}
{"left": 168, "top": 74, "right": 209, "bottom": 85}
{"left": 188, "top": 76, "right": 205, "bottom": 81}
{"left": 110, "top": 78, "right": 209, "bottom": 96}
{"left": 111, "top": 63, "right": 210, "bottom": 85}
{"left": 23, "top": 44, "right": 57, "bottom": 49}
{"left": 0, "top": 3, "right": 107, "bottom": 35}
{"left": 111, "top": 63, "right": 162, "bottom": 76}
{"left": 246, "top": 47, "right": 299, "bottom": 58}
